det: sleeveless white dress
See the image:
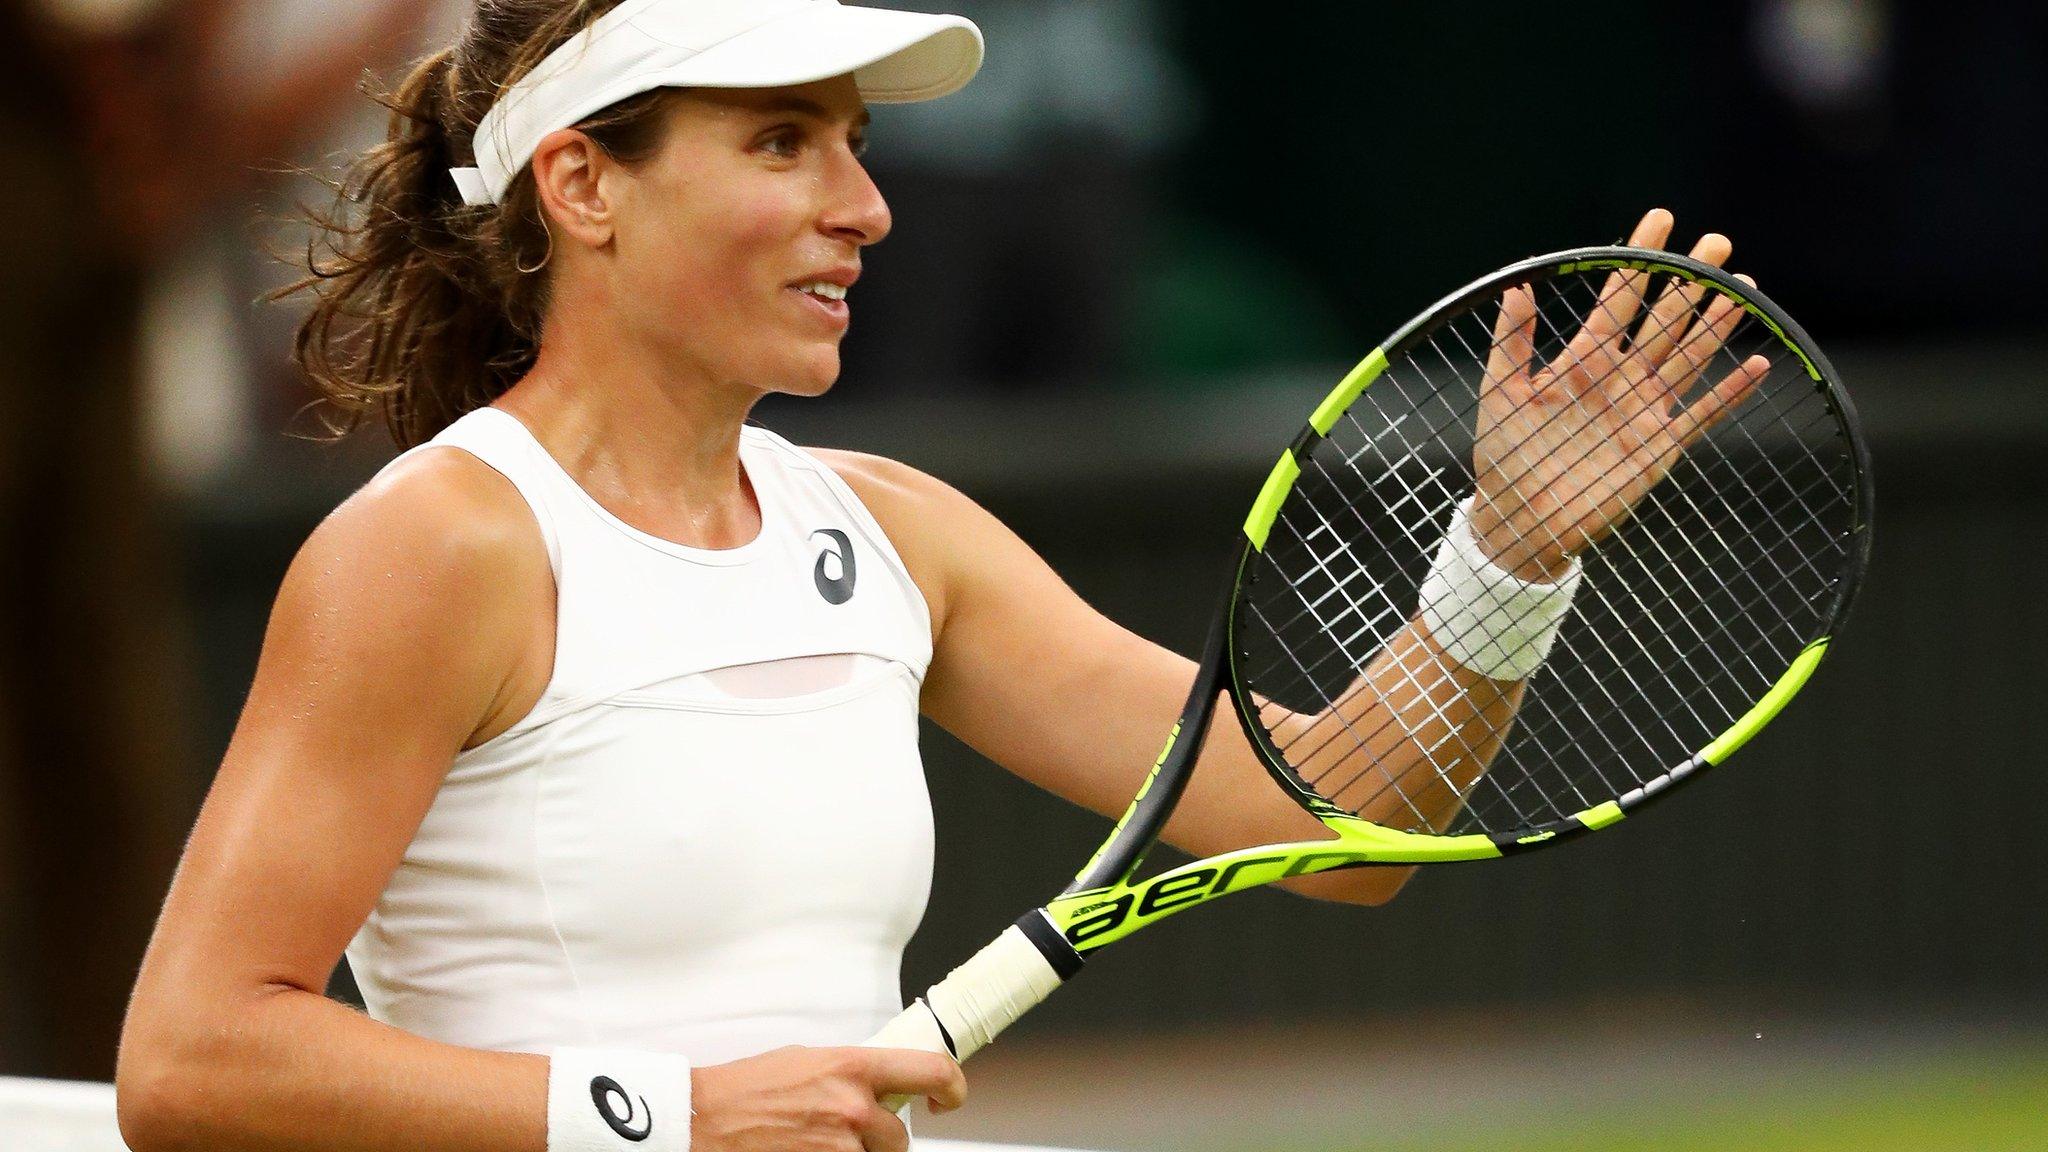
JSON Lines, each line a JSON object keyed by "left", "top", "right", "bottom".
{"left": 344, "top": 407, "right": 936, "bottom": 1066}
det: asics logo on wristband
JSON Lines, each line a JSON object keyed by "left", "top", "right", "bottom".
{"left": 811, "top": 528, "right": 857, "bottom": 604}
{"left": 589, "top": 1076, "right": 653, "bottom": 1142}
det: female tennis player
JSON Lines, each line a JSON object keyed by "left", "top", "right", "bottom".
{"left": 114, "top": 3, "right": 1751, "bottom": 1151}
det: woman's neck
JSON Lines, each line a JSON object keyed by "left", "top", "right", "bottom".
{"left": 494, "top": 331, "right": 765, "bottom": 550}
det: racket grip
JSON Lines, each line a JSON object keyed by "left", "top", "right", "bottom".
{"left": 864, "top": 918, "right": 1073, "bottom": 1108}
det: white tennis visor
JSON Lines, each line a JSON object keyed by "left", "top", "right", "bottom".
{"left": 450, "top": 0, "right": 984, "bottom": 207}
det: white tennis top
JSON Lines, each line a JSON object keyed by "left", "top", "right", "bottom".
{"left": 344, "top": 407, "right": 936, "bottom": 1067}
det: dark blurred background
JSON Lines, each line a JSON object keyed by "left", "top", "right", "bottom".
{"left": 2, "top": 0, "right": 2043, "bottom": 1147}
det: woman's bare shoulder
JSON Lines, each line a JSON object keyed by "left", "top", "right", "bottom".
{"left": 335, "top": 443, "right": 544, "bottom": 558}
{"left": 266, "top": 441, "right": 549, "bottom": 729}
{"left": 808, "top": 447, "right": 954, "bottom": 510}
{"left": 807, "top": 448, "right": 994, "bottom": 555}
{"left": 268, "top": 444, "right": 552, "bottom": 719}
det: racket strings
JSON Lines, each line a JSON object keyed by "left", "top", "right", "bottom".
{"left": 1264, "top": 276, "right": 1841, "bottom": 776}
{"left": 1469, "top": 323, "right": 1851, "bottom": 822}
{"left": 1474, "top": 286, "right": 1859, "bottom": 819}
{"left": 1238, "top": 267, "right": 1857, "bottom": 838}
{"left": 1245, "top": 325, "right": 1794, "bottom": 733}
{"left": 1258, "top": 471, "right": 1536, "bottom": 828}
{"left": 1490, "top": 406, "right": 1846, "bottom": 821}
{"left": 1252, "top": 484, "right": 1491, "bottom": 827}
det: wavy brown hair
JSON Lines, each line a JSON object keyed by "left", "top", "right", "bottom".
{"left": 275, "top": 1, "right": 679, "bottom": 449}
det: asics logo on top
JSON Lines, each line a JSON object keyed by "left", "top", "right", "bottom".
{"left": 811, "top": 529, "right": 857, "bottom": 604}
{"left": 589, "top": 1075, "right": 653, "bottom": 1142}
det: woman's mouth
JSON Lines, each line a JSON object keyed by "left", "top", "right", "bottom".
{"left": 790, "top": 281, "right": 850, "bottom": 327}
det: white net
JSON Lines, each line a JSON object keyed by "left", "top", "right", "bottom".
{"left": 0, "top": 1078, "right": 129, "bottom": 1151}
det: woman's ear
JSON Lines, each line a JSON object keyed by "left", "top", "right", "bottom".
{"left": 529, "top": 128, "right": 615, "bottom": 249}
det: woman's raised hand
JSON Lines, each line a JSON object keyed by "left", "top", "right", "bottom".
{"left": 1468, "top": 208, "right": 1769, "bottom": 579}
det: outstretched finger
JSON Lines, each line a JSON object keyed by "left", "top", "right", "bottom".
{"left": 1634, "top": 233, "right": 1730, "bottom": 365}
{"left": 1656, "top": 273, "right": 1755, "bottom": 394}
{"left": 1485, "top": 284, "right": 1539, "bottom": 388}
{"left": 1583, "top": 208, "right": 1674, "bottom": 342}
{"left": 1669, "top": 353, "right": 1768, "bottom": 452}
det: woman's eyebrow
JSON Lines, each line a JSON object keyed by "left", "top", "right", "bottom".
{"left": 750, "top": 95, "right": 873, "bottom": 129}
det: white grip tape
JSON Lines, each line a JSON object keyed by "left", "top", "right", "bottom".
{"left": 1419, "top": 497, "right": 1584, "bottom": 681}
{"left": 865, "top": 924, "right": 1066, "bottom": 1107}
{"left": 922, "top": 923, "right": 1065, "bottom": 1060}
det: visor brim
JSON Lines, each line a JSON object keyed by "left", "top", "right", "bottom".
{"left": 628, "top": 4, "right": 984, "bottom": 104}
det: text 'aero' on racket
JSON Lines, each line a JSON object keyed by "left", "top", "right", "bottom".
{"left": 866, "top": 245, "right": 1873, "bottom": 1092}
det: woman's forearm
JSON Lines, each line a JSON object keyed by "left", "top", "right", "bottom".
{"left": 117, "top": 984, "right": 548, "bottom": 1152}
{"left": 1260, "top": 619, "right": 1525, "bottom": 906}
{"left": 1280, "top": 619, "right": 1525, "bottom": 832}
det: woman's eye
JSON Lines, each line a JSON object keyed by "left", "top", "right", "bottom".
{"left": 759, "top": 126, "right": 867, "bottom": 160}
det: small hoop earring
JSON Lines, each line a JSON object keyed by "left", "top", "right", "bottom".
{"left": 515, "top": 225, "right": 555, "bottom": 275}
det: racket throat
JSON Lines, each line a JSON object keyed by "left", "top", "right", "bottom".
{"left": 1069, "top": 596, "right": 1238, "bottom": 895}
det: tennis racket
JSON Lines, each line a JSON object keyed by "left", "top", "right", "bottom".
{"left": 866, "top": 244, "right": 1872, "bottom": 1091}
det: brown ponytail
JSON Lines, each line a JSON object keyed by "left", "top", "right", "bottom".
{"left": 275, "top": 1, "right": 680, "bottom": 449}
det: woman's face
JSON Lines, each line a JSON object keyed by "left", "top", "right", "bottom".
{"left": 604, "top": 75, "right": 890, "bottom": 400}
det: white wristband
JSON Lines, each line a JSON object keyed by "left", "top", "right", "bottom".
{"left": 548, "top": 1047, "right": 693, "bottom": 1152}
{"left": 1419, "top": 497, "right": 1583, "bottom": 681}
